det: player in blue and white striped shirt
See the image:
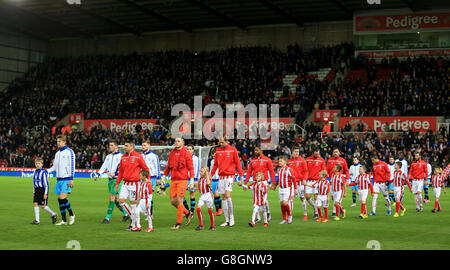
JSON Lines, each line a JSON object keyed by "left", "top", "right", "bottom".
{"left": 31, "top": 158, "right": 57, "bottom": 225}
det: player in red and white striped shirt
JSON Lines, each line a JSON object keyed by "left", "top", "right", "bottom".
{"left": 349, "top": 166, "right": 373, "bottom": 219}
{"left": 431, "top": 167, "right": 446, "bottom": 213}
{"left": 243, "top": 172, "right": 269, "bottom": 227}
{"left": 330, "top": 164, "right": 347, "bottom": 221}
{"left": 309, "top": 170, "right": 330, "bottom": 223}
{"left": 135, "top": 170, "right": 153, "bottom": 232}
{"left": 391, "top": 162, "right": 412, "bottom": 217}
{"left": 271, "top": 156, "right": 299, "bottom": 224}
{"left": 195, "top": 167, "right": 215, "bottom": 230}
{"left": 443, "top": 164, "right": 450, "bottom": 181}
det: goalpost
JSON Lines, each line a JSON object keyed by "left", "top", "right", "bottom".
{"left": 118, "top": 145, "right": 213, "bottom": 175}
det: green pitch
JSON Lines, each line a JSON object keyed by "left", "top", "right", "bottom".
{"left": 0, "top": 176, "right": 449, "bottom": 250}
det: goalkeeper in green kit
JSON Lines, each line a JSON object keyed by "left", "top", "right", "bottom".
{"left": 94, "top": 140, "right": 130, "bottom": 224}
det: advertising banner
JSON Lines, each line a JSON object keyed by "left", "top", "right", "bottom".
{"left": 339, "top": 117, "right": 437, "bottom": 132}
{"left": 355, "top": 12, "right": 450, "bottom": 33}
{"left": 0, "top": 168, "right": 280, "bottom": 182}
{"left": 314, "top": 110, "right": 340, "bottom": 122}
{"left": 68, "top": 113, "right": 84, "bottom": 124}
{"left": 357, "top": 49, "right": 450, "bottom": 59}
{"left": 84, "top": 119, "right": 158, "bottom": 133}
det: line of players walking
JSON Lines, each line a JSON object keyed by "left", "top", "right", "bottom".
{"left": 30, "top": 136, "right": 449, "bottom": 231}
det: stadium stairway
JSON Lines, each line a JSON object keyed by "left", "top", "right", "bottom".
{"left": 306, "top": 67, "right": 333, "bottom": 82}
{"left": 275, "top": 68, "right": 334, "bottom": 112}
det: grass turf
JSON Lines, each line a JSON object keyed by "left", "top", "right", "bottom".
{"left": 0, "top": 176, "right": 448, "bottom": 250}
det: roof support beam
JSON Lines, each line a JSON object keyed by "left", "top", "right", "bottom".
{"left": 61, "top": 0, "right": 141, "bottom": 36}
{"left": 325, "top": 0, "right": 353, "bottom": 16}
{"left": 117, "top": 0, "right": 192, "bottom": 33}
{"left": 402, "top": 0, "right": 417, "bottom": 12}
{"left": 256, "top": 0, "right": 303, "bottom": 26}
{"left": 187, "top": 0, "right": 247, "bottom": 30}
{"left": 0, "top": 22, "right": 49, "bottom": 41}
{"left": 0, "top": 0, "right": 95, "bottom": 39}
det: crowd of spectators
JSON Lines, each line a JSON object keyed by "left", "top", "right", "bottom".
{"left": 304, "top": 56, "right": 449, "bottom": 118}
{"left": 0, "top": 45, "right": 449, "bottom": 171}
{"left": 2, "top": 119, "right": 448, "bottom": 173}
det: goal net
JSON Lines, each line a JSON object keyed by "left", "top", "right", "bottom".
{"left": 118, "top": 145, "right": 213, "bottom": 175}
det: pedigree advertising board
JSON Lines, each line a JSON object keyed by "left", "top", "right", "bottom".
{"left": 355, "top": 12, "right": 450, "bottom": 33}
{"left": 339, "top": 117, "right": 437, "bottom": 132}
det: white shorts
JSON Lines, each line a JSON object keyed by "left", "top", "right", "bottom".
{"left": 137, "top": 195, "right": 153, "bottom": 215}
{"left": 393, "top": 186, "right": 404, "bottom": 201}
{"left": 279, "top": 187, "right": 294, "bottom": 202}
{"left": 305, "top": 180, "right": 318, "bottom": 195}
{"left": 296, "top": 183, "right": 305, "bottom": 198}
{"left": 198, "top": 192, "right": 214, "bottom": 209}
{"left": 119, "top": 181, "right": 140, "bottom": 202}
{"left": 358, "top": 189, "right": 369, "bottom": 203}
{"left": 373, "top": 182, "right": 388, "bottom": 196}
{"left": 316, "top": 195, "right": 329, "bottom": 208}
{"left": 218, "top": 176, "right": 234, "bottom": 194}
{"left": 253, "top": 205, "right": 266, "bottom": 213}
{"left": 433, "top": 187, "right": 441, "bottom": 199}
{"left": 331, "top": 190, "right": 343, "bottom": 204}
{"left": 412, "top": 180, "right": 424, "bottom": 194}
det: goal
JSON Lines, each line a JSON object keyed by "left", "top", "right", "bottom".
{"left": 118, "top": 145, "right": 213, "bottom": 173}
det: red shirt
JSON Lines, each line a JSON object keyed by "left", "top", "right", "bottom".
{"left": 326, "top": 156, "right": 350, "bottom": 179}
{"left": 116, "top": 150, "right": 150, "bottom": 185}
{"left": 275, "top": 166, "right": 298, "bottom": 189}
{"left": 313, "top": 179, "right": 330, "bottom": 195}
{"left": 306, "top": 155, "right": 326, "bottom": 180}
{"left": 211, "top": 144, "right": 244, "bottom": 177}
{"left": 247, "top": 182, "right": 267, "bottom": 206}
{"left": 443, "top": 164, "right": 450, "bottom": 181}
{"left": 350, "top": 174, "right": 373, "bottom": 192}
{"left": 287, "top": 156, "right": 308, "bottom": 183}
{"left": 139, "top": 181, "right": 153, "bottom": 200}
{"left": 431, "top": 175, "right": 445, "bottom": 188}
{"left": 330, "top": 173, "right": 346, "bottom": 192}
{"left": 393, "top": 170, "right": 410, "bottom": 189}
{"left": 409, "top": 160, "right": 428, "bottom": 180}
{"left": 372, "top": 160, "right": 390, "bottom": 183}
{"left": 163, "top": 146, "right": 194, "bottom": 181}
{"left": 198, "top": 176, "right": 212, "bottom": 194}
{"left": 244, "top": 154, "right": 275, "bottom": 184}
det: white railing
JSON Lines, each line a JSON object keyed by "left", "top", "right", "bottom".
{"left": 437, "top": 122, "right": 449, "bottom": 131}
{"left": 285, "top": 123, "right": 306, "bottom": 138}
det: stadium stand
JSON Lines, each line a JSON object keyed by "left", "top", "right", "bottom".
{"left": 0, "top": 45, "right": 448, "bottom": 170}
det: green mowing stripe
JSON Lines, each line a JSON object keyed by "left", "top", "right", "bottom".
{"left": 0, "top": 176, "right": 449, "bottom": 250}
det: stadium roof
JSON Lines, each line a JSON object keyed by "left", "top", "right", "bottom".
{"left": 0, "top": 0, "right": 449, "bottom": 40}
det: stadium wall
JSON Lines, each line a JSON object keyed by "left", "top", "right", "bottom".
{"left": 48, "top": 21, "right": 353, "bottom": 57}
{"left": 0, "top": 26, "right": 47, "bottom": 92}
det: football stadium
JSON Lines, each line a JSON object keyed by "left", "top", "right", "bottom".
{"left": 0, "top": 0, "right": 449, "bottom": 256}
